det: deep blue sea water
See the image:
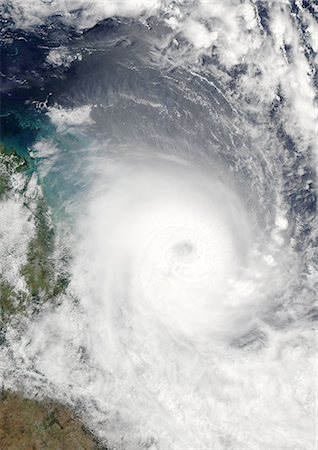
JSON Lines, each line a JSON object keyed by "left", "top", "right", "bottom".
{"left": 0, "top": 2, "right": 317, "bottom": 449}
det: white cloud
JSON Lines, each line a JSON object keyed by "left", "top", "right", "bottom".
{"left": 182, "top": 18, "right": 218, "bottom": 50}
{"left": 47, "top": 104, "right": 94, "bottom": 132}
{"left": 0, "top": 1, "right": 316, "bottom": 448}
{"left": 0, "top": 198, "right": 35, "bottom": 290}
{"left": 46, "top": 46, "right": 82, "bottom": 67}
{"left": 2, "top": 155, "right": 315, "bottom": 449}
{"left": 0, "top": 0, "right": 162, "bottom": 30}
{"left": 3, "top": 0, "right": 316, "bottom": 157}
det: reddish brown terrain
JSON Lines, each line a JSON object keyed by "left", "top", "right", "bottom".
{"left": 0, "top": 391, "right": 101, "bottom": 450}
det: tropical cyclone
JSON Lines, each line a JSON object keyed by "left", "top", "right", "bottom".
{"left": 75, "top": 155, "right": 256, "bottom": 347}
{"left": 0, "top": 1, "right": 316, "bottom": 449}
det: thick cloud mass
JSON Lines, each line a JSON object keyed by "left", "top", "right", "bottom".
{"left": 75, "top": 157, "right": 254, "bottom": 344}
{"left": 0, "top": 1, "right": 317, "bottom": 449}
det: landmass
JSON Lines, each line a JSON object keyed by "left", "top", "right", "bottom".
{"left": 0, "top": 145, "right": 102, "bottom": 449}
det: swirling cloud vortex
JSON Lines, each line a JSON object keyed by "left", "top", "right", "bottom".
{"left": 76, "top": 155, "right": 255, "bottom": 352}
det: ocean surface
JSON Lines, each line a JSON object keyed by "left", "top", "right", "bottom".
{"left": 0, "top": 1, "right": 317, "bottom": 449}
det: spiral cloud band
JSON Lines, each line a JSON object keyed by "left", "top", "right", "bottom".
{"left": 76, "top": 155, "right": 255, "bottom": 346}
{"left": 0, "top": 1, "right": 316, "bottom": 449}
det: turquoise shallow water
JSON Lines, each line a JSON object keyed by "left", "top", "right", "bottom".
{"left": 0, "top": 4, "right": 317, "bottom": 449}
{"left": 1, "top": 106, "right": 93, "bottom": 224}
{"left": 1, "top": 109, "right": 47, "bottom": 153}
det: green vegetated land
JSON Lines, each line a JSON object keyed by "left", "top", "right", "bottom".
{"left": 21, "top": 194, "right": 69, "bottom": 300}
{"left": 0, "top": 144, "right": 69, "bottom": 328}
{"left": 0, "top": 144, "right": 28, "bottom": 329}
{"left": 0, "top": 144, "right": 27, "bottom": 198}
{"left": 0, "top": 145, "right": 103, "bottom": 449}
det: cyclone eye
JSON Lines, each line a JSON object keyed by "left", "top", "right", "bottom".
{"left": 170, "top": 241, "right": 196, "bottom": 261}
